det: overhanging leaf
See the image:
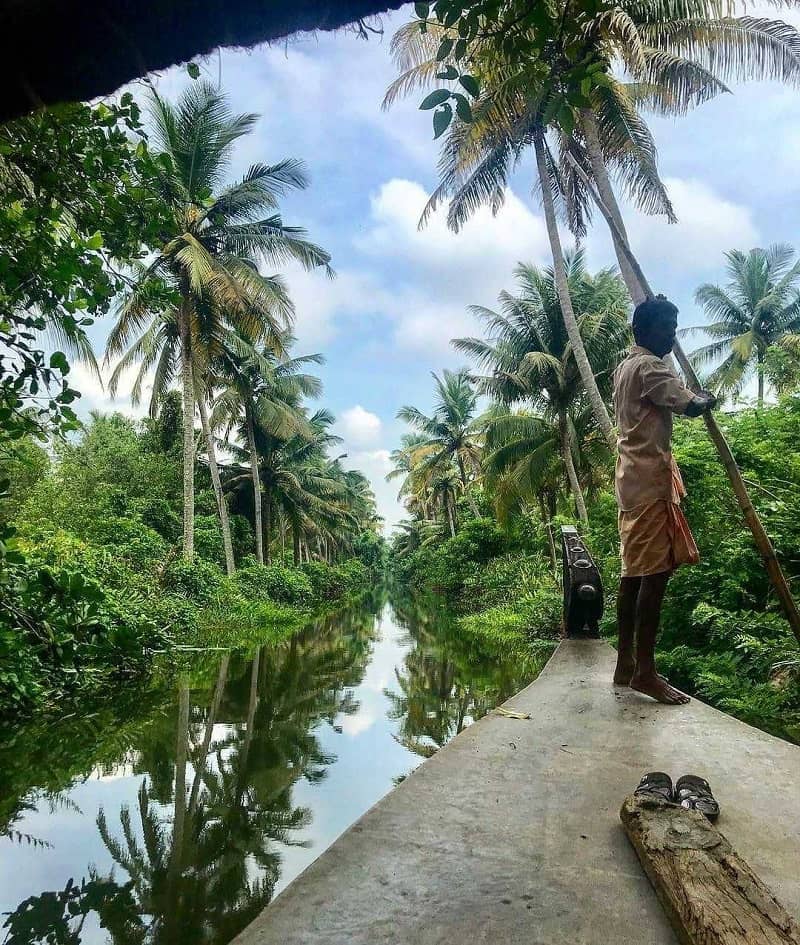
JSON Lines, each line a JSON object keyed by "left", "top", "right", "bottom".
{"left": 433, "top": 103, "right": 453, "bottom": 139}
{"left": 421, "top": 89, "right": 451, "bottom": 110}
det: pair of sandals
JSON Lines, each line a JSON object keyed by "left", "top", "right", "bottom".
{"left": 635, "top": 771, "right": 720, "bottom": 822}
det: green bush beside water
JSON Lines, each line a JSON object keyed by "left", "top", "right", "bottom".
{"left": 391, "top": 402, "right": 800, "bottom": 743}
{"left": 0, "top": 413, "right": 377, "bottom": 718}
{"left": 391, "top": 517, "right": 562, "bottom": 662}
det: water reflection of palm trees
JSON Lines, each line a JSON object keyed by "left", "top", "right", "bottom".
{"left": 386, "top": 593, "right": 542, "bottom": 759}
{"left": 3, "top": 607, "right": 379, "bottom": 945}
{"left": 2, "top": 593, "right": 540, "bottom": 944}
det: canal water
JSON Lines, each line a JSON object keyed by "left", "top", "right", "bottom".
{"left": 0, "top": 591, "right": 544, "bottom": 945}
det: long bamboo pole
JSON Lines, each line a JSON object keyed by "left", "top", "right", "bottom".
{"left": 565, "top": 152, "right": 800, "bottom": 644}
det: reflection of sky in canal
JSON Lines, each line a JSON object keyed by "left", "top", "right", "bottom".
{"left": 274, "top": 611, "right": 423, "bottom": 896}
{"left": 0, "top": 598, "right": 539, "bottom": 943}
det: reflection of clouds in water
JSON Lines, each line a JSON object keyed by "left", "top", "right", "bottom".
{"left": 334, "top": 612, "right": 406, "bottom": 737}
{"left": 359, "top": 611, "right": 407, "bottom": 695}
{"left": 0, "top": 599, "right": 537, "bottom": 934}
{"left": 339, "top": 708, "right": 377, "bottom": 737}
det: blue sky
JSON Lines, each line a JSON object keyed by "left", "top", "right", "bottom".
{"left": 77, "top": 4, "right": 800, "bottom": 529}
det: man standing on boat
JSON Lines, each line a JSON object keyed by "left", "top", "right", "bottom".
{"left": 613, "top": 295, "right": 716, "bottom": 705}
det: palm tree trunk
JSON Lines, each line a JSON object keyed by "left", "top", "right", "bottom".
{"left": 170, "top": 680, "right": 190, "bottom": 878}
{"left": 457, "top": 452, "right": 481, "bottom": 516}
{"left": 445, "top": 492, "right": 456, "bottom": 538}
{"left": 197, "top": 394, "right": 235, "bottom": 576}
{"left": 538, "top": 492, "right": 558, "bottom": 573}
{"left": 236, "top": 648, "right": 261, "bottom": 807}
{"left": 559, "top": 408, "right": 588, "bottom": 523}
{"left": 179, "top": 311, "right": 195, "bottom": 560}
{"left": 292, "top": 522, "right": 301, "bottom": 565}
{"left": 263, "top": 489, "right": 272, "bottom": 564}
{"left": 579, "top": 108, "right": 647, "bottom": 306}
{"left": 246, "top": 411, "right": 264, "bottom": 565}
{"left": 572, "top": 143, "right": 800, "bottom": 646}
{"left": 757, "top": 347, "right": 765, "bottom": 407}
{"left": 534, "top": 130, "right": 615, "bottom": 449}
{"left": 187, "top": 653, "right": 229, "bottom": 819}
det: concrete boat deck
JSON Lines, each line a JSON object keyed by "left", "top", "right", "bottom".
{"left": 235, "top": 639, "right": 800, "bottom": 945}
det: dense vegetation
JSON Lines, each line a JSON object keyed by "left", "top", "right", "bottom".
{"left": 0, "top": 84, "right": 383, "bottom": 719}
{"left": 388, "top": 256, "right": 800, "bottom": 742}
{"left": 3, "top": 0, "right": 800, "bottom": 741}
{"left": 383, "top": 4, "right": 800, "bottom": 743}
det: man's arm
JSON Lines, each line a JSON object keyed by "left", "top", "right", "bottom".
{"left": 639, "top": 357, "right": 696, "bottom": 414}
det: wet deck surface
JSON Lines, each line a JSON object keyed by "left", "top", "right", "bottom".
{"left": 233, "top": 639, "right": 800, "bottom": 945}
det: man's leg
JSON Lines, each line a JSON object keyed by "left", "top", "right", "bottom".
{"left": 614, "top": 576, "right": 640, "bottom": 685}
{"left": 630, "top": 571, "right": 690, "bottom": 705}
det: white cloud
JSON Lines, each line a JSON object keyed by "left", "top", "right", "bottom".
{"left": 628, "top": 177, "right": 759, "bottom": 273}
{"left": 586, "top": 176, "right": 759, "bottom": 287}
{"left": 355, "top": 178, "right": 551, "bottom": 353}
{"left": 337, "top": 448, "right": 399, "bottom": 532}
{"left": 337, "top": 405, "right": 383, "bottom": 446}
{"left": 282, "top": 265, "right": 389, "bottom": 348}
{"left": 69, "top": 362, "right": 148, "bottom": 420}
{"left": 339, "top": 709, "right": 378, "bottom": 737}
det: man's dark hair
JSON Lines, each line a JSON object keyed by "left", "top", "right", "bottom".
{"left": 632, "top": 294, "right": 678, "bottom": 341}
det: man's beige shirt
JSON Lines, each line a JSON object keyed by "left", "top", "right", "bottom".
{"left": 614, "top": 345, "right": 695, "bottom": 511}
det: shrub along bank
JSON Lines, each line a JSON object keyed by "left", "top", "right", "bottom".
{"left": 390, "top": 516, "right": 562, "bottom": 662}
{"left": 391, "top": 401, "right": 800, "bottom": 743}
{"left": 0, "top": 413, "right": 378, "bottom": 719}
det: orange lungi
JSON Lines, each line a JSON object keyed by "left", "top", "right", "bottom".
{"left": 618, "top": 468, "right": 699, "bottom": 577}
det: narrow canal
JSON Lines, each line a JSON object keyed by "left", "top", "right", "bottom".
{"left": 0, "top": 591, "right": 543, "bottom": 945}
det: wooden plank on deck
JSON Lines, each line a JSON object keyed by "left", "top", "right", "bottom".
{"left": 621, "top": 794, "right": 800, "bottom": 945}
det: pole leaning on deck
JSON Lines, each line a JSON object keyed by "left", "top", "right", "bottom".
{"left": 565, "top": 153, "right": 800, "bottom": 645}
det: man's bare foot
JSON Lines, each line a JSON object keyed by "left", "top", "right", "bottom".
{"left": 630, "top": 672, "right": 690, "bottom": 705}
{"left": 613, "top": 660, "right": 635, "bottom": 686}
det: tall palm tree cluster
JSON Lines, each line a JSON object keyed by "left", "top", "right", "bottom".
{"left": 389, "top": 244, "right": 800, "bottom": 550}
{"left": 103, "top": 83, "right": 379, "bottom": 573}
{"left": 385, "top": 0, "right": 800, "bottom": 448}
{"left": 389, "top": 254, "right": 630, "bottom": 546}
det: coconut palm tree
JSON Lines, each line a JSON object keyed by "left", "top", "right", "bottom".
{"left": 386, "top": 433, "right": 438, "bottom": 520}
{"left": 687, "top": 245, "right": 800, "bottom": 405}
{"left": 225, "top": 408, "right": 345, "bottom": 563}
{"left": 386, "top": 5, "right": 800, "bottom": 432}
{"left": 105, "top": 82, "right": 331, "bottom": 560}
{"left": 397, "top": 369, "right": 484, "bottom": 514}
{"left": 454, "top": 252, "right": 630, "bottom": 520}
{"left": 212, "top": 329, "right": 323, "bottom": 563}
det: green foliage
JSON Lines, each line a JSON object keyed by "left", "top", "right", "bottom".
{"left": 236, "top": 562, "right": 313, "bottom": 605}
{"left": 0, "top": 411, "right": 373, "bottom": 719}
{"left": 0, "top": 552, "right": 170, "bottom": 716}
{"left": 303, "top": 559, "right": 369, "bottom": 600}
{"left": 0, "top": 95, "right": 168, "bottom": 449}
{"left": 393, "top": 517, "right": 505, "bottom": 596}
{"left": 394, "top": 396, "right": 800, "bottom": 741}
{"left": 689, "top": 245, "right": 800, "bottom": 404}
{"left": 160, "top": 557, "right": 226, "bottom": 605}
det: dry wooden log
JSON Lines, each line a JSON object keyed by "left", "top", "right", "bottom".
{"left": 620, "top": 794, "right": 800, "bottom": 945}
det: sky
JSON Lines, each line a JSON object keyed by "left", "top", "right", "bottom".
{"left": 75, "top": 3, "right": 800, "bottom": 530}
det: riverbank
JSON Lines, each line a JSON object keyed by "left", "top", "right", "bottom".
{"left": 389, "top": 404, "right": 800, "bottom": 744}
{"left": 389, "top": 517, "right": 563, "bottom": 662}
{"left": 1, "top": 408, "right": 386, "bottom": 721}
{"left": 0, "top": 538, "right": 376, "bottom": 719}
